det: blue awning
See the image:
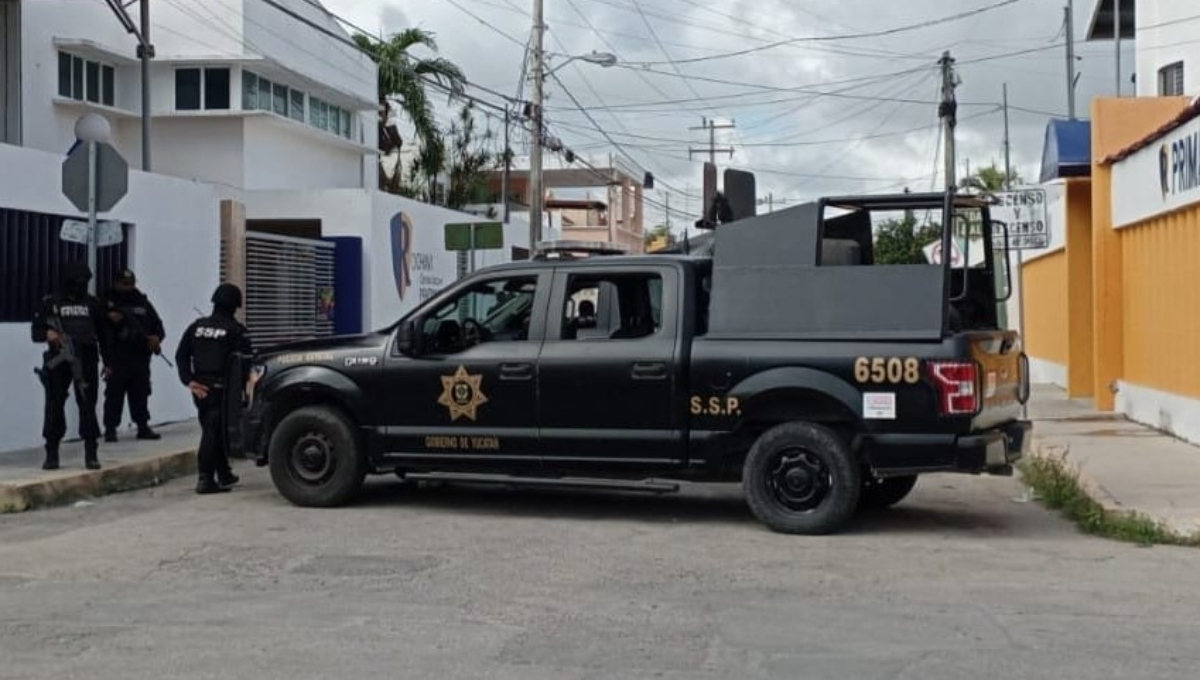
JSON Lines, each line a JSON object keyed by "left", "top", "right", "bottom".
{"left": 1040, "top": 118, "right": 1092, "bottom": 183}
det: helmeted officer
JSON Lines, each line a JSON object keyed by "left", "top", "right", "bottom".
{"left": 31, "top": 262, "right": 111, "bottom": 470}
{"left": 174, "top": 283, "right": 253, "bottom": 494}
{"left": 101, "top": 269, "right": 166, "bottom": 442}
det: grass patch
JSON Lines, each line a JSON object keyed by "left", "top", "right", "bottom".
{"left": 1019, "top": 450, "right": 1200, "bottom": 548}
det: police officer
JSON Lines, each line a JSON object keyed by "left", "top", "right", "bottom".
{"left": 174, "top": 283, "right": 253, "bottom": 494}
{"left": 101, "top": 269, "right": 165, "bottom": 442}
{"left": 31, "top": 262, "right": 111, "bottom": 470}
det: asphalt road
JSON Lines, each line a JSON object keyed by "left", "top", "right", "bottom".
{"left": 1, "top": 466, "right": 1198, "bottom": 680}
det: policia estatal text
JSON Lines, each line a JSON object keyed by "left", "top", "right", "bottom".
{"left": 31, "top": 263, "right": 112, "bottom": 470}
{"left": 175, "top": 283, "right": 253, "bottom": 494}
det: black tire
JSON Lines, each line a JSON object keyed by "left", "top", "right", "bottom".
{"left": 268, "top": 405, "right": 367, "bottom": 507}
{"left": 858, "top": 475, "right": 919, "bottom": 510}
{"left": 742, "top": 422, "right": 861, "bottom": 535}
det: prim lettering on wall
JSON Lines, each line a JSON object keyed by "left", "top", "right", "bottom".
{"left": 413, "top": 253, "right": 445, "bottom": 302}
{"left": 1112, "top": 115, "right": 1200, "bottom": 229}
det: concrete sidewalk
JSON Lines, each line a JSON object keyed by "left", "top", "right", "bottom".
{"left": 0, "top": 422, "right": 200, "bottom": 512}
{"left": 1027, "top": 384, "right": 1200, "bottom": 535}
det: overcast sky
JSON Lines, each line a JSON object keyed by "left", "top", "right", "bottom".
{"left": 322, "top": 0, "right": 1132, "bottom": 231}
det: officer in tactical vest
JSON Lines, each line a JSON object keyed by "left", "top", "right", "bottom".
{"left": 101, "top": 269, "right": 166, "bottom": 442}
{"left": 174, "top": 283, "right": 253, "bottom": 494}
{"left": 31, "top": 262, "right": 112, "bottom": 470}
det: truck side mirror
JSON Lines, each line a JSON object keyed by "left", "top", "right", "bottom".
{"left": 395, "top": 318, "right": 422, "bottom": 357}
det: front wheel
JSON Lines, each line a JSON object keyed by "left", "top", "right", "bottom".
{"left": 742, "top": 422, "right": 860, "bottom": 535}
{"left": 859, "top": 475, "right": 919, "bottom": 510}
{"left": 268, "top": 405, "right": 366, "bottom": 507}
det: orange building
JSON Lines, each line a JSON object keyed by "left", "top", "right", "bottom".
{"left": 1026, "top": 96, "right": 1200, "bottom": 443}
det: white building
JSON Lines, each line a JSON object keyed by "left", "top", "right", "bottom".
{"left": 0, "top": 0, "right": 528, "bottom": 453}
{"left": 1086, "top": 0, "right": 1198, "bottom": 96}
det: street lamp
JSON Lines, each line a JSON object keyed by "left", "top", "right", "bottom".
{"left": 529, "top": 50, "right": 618, "bottom": 250}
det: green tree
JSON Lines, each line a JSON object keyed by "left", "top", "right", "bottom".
{"left": 445, "top": 102, "right": 497, "bottom": 210}
{"left": 353, "top": 29, "right": 466, "bottom": 195}
{"left": 873, "top": 216, "right": 942, "bottom": 265}
{"left": 961, "top": 163, "right": 1023, "bottom": 195}
{"left": 644, "top": 223, "right": 676, "bottom": 250}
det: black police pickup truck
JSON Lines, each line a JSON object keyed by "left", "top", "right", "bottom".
{"left": 242, "top": 189, "right": 1031, "bottom": 535}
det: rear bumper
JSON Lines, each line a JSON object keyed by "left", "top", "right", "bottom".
{"left": 866, "top": 420, "right": 1032, "bottom": 477}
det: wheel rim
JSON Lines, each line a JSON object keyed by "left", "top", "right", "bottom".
{"left": 766, "top": 447, "right": 832, "bottom": 512}
{"left": 289, "top": 431, "right": 336, "bottom": 484}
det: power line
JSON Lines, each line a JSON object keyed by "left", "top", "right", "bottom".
{"left": 615, "top": 0, "right": 1029, "bottom": 66}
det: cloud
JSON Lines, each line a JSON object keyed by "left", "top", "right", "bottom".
{"left": 323, "top": 0, "right": 1133, "bottom": 229}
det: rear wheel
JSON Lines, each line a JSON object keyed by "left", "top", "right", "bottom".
{"left": 858, "top": 475, "right": 919, "bottom": 510}
{"left": 268, "top": 405, "right": 366, "bottom": 507}
{"left": 742, "top": 421, "right": 860, "bottom": 535}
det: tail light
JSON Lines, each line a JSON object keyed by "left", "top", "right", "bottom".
{"left": 929, "top": 361, "right": 979, "bottom": 415}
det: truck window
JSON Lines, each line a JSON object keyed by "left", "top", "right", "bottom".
{"left": 561, "top": 273, "right": 663, "bottom": 341}
{"left": 421, "top": 274, "right": 538, "bottom": 353}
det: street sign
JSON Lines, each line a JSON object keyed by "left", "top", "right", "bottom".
{"left": 923, "top": 239, "right": 964, "bottom": 267}
{"left": 60, "top": 219, "right": 124, "bottom": 246}
{"left": 990, "top": 188, "right": 1050, "bottom": 250}
{"left": 61, "top": 141, "right": 129, "bottom": 213}
{"left": 444, "top": 222, "right": 504, "bottom": 251}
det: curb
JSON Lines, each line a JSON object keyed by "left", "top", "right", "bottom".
{"left": 0, "top": 449, "right": 196, "bottom": 513}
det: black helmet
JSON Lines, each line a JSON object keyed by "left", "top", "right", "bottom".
{"left": 211, "top": 283, "right": 243, "bottom": 310}
{"left": 61, "top": 262, "right": 92, "bottom": 295}
{"left": 61, "top": 261, "right": 92, "bottom": 285}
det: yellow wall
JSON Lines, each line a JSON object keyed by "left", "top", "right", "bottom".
{"left": 1089, "top": 97, "right": 1193, "bottom": 409}
{"left": 1022, "top": 250, "right": 1068, "bottom": 364}
{"left": 1120, "top": 206, "right": 1200, "bottom": 399}
{"left": 1064, "top": 178, "right": 1094, "bottom": 397}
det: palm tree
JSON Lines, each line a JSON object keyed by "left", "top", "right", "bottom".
{"left": 962, "top": 163, "right": 1021, "bottom": 195}
{"left": 353, "top": 29, "right": 466, "bottom": 195}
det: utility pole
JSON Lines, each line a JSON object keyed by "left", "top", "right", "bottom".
{"left": 938, "top": 51, "right": 958, "bottom": 191}
{"left": 501, "top": 107, "right": 511, "bottom": 223}
{"left": 688, "top": 117, "right": 735, "bottom": 164}
{"left": 1114, "top": 0, "right": 1122, "bottom": 97}
{"left": 528, "top": 0, "right": 545, "bottom": 249}
{"left": 1003, "top": 84, "right": 1012, "bottom": 191}
{"left": 1003, "top": 81, "right": 1025, "bottom": 415}
{"left": 139, "top": 0, "right": 152, "bottom": 171}
{"left": 1065, "top": 0, "right": 1077, "bottom": 119}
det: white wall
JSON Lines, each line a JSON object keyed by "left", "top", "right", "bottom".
{"left": 242, "top": 0, "right": 374, "bottom": 105}
{"left": 140, "top": 117, "right": 246, "bottom": 189}
{"left": 243, "top": 115, "right": 365, "bottom": 190}
{"left": 0, "top": 143, "right": 223, "bottom": 454}
{"left": 149, "top": 0, "right": 246, "bottom": 58}
{"left": 244, "top": 189, "right": 531, "bottom": 331}
{"left": 1136, "top": 1, "right": 1200, "bottom": 95}
{"left": 1111, "top": 114, "right": 1200, "bottom": 228}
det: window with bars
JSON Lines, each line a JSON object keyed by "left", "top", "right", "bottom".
{"left": 1159, "top": 62, "right": 1185, "bottom": 96}
{"left": 0, "top": 208, "right": 129, "bottom": 323}
{"left": 57, "top": 51, "right": 114, "bottom": 107}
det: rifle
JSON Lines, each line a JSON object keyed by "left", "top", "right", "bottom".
{"left": 112, "top": 302, "right": 174, "bottom": 368}
{"left": 34, "top": 316, "right": 89, "bottom": 397}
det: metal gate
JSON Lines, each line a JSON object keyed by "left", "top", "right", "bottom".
{"left": 243, "top": 231, "right": 335, "bottom": 349}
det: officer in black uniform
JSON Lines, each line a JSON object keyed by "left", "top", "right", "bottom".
{"left": 101, "top": 269, "right": 166, "bottom": 442}
{"left": 31, "top": 262, "right": 111, "bottom": 470}
{"left": 174, "top": 283, "right": 253, "bottom": 494}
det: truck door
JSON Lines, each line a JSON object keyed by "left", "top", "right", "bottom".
{"left": 536, "top": 265, "right": 685, "bottom": 466}
{"left": 375, "top": 270, "right": 550, "bottom": 464}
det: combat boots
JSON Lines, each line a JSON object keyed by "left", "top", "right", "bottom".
{"left": 42, "top": 444, "right": 60, "bottom": 471}
{"left": 84, "top": 439, "right": 101, "bottom": 470}
{"left": 136, "top": 424, "right": 161, "bottom": 440}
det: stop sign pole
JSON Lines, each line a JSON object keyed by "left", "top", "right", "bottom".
{"left": 62, "top": 114, "right": 129, "bottom": 294}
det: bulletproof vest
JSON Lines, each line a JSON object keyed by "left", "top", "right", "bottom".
{"left": 190, "top": 316, "right": 238, "bottom": 380}
{"left": 54, "top": 299, "right": 97, "bottom": 344}
{"left": 113, "top": 293, "right": 153, "bottom": 341}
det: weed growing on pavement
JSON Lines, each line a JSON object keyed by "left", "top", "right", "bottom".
{"left": 1019, "top": 452, "right": 1200, "bottom": 548}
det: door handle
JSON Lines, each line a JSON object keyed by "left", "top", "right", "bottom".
{"left": 499, "top": 362, "right": 533, "bottom": 380}
{"left": 631, "top": 361, "right": 668, "bottom": 380}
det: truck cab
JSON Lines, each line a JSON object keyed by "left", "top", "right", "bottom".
{"left": 242, "top": 187, "right": 1030, "bottom": 535}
